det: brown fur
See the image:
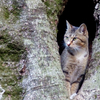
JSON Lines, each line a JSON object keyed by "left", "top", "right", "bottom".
{"left": 61, "top": 21, "right": 89, "bottom": 99}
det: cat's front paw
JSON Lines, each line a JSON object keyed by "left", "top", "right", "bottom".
{"left": 70, "top": 93, "right": 77, "bottom": 99}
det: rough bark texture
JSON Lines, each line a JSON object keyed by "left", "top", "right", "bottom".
{"left": 22, "top": 0, "right": 68, "bottom": 100}
{"left": 0, "top": 0, "right": 100, "bottom": 100}
{"left": 0, "top": 0, "right": 26, "bottom": 99}
{"left": 0, "top": 0, "right": 68, "bottom": 100}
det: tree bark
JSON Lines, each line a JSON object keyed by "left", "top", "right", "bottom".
{"left": 22, "top": 0, "right": 68, "bottom": 100}
{"left": 0, "top": 0, "right": 68, "bottom": 99}
{"left": 0, "top": 0, "right": 100, "bottom": 100}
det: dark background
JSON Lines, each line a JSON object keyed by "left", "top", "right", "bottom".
{"left": 57, "top": 0, "right": 96, "bottom": 55}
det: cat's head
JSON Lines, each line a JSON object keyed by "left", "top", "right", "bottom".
{"left": 64, "top": 21, "right": 88, "bottom": 49}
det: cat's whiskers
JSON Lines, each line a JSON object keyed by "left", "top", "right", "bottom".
{"left": 61, "top": 21, "right": 89, "bottom": 99}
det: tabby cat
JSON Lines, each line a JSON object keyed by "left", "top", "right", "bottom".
{"left": 61, "top": 21, "right": 89, "bottom": 99}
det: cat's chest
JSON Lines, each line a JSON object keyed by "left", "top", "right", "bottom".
{"left": 75, "top": 53, "right": 88, "bottom": 63}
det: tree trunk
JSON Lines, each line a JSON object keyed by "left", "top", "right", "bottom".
{"left": 0, "top": 0, "right": 68, "bottom": 100}
{"left": 0, "top": 0, "right": 100, "bottom": 100}
{"left": 22, "top": 0, "right": 68, "bottom": 100}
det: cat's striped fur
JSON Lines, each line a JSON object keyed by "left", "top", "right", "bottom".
{"left": 61, "top": 21, "right": 89, "bottom": 99}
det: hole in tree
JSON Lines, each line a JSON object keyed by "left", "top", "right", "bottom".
{"left": 57, "top": 0, "right": 98, "bottom": 96}
{"left": 57, "top": 0, "right": 96, "bottom": 57}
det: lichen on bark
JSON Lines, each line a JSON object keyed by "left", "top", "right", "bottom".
{"left": 22, "top": 0, "right": 68, "bottom": 100}
{"left": 0, "top": 0, "right": 26, "bottom": 99}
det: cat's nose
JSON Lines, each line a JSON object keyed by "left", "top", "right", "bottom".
{"left": 68, "top": 43, "right": 70, "bottom": 46}
{"left": 67, "top": 43, "right": 71, "bottom": 46}
{"left": 67, "top": 42, "right": 70, "bottom": 46}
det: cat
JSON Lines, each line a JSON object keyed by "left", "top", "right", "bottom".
{"left": 61, "top": 21, "right": 89, "bottom": 99}
{"left": 57, "top": 0, "right": 96, "bottom": 55}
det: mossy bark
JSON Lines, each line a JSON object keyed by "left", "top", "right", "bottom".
{"left": 0, "top": 0, "right": 68, "bottom": 100}
{"left": 1, "top": 0, "right": 100, "bottom": 100}
{"left": 0, "top": 0, "right": 26, "bottom": 99}
{"left": 22, "top": 0, "right": 68, "bottom": 100}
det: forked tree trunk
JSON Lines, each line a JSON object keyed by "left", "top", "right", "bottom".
{"left": 0, "top": 0, "right": 68, "bottom": 99}
{"left": 0, "top": 0, "right": 100, "bottom": 100}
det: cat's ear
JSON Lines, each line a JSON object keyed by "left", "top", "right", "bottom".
{"left": 66, "top": 20, "right": 73, "bottom": 31}
{"left": 78, "top": 23, "right": 88, "bottom": 37}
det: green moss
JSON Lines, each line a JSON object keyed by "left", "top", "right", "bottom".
{"left": 96, "top": 66, "right": 100, "bottom": 70}
{"left": 95, "top": 95, "right": 97, "bottom": 99}
{"left": 3, "top": 7, "right": 10, "bottom": 19}
{"left": 0, "top": 60, "right": 23, "bottom": 100}
{"left": 0, "top": 30, "right": 11, "bottom": 44}
{"left": 44, "top": 1, "right": 50, "bottom": 6}
{"left": 0, "top": 32, "right": 25, "bottom": 99}
{"left": 42, "top": 0, "right": 64, "bottom": 27}
{"left": 2, "top": 0, "right": 22, "bottom": 21}
{"left": 0, "top": 34, "right": 25, "bottom": 61}
{"left": 56, "top": 0, "right": 62, "bottom": 4}
{"left": 11, "top": 0, "right": 22, "bottom": 18}
{"left": 94, "top": 52, "right": 100, "bottom": 60}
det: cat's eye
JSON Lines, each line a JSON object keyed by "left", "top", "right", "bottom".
{"left": 66, "top": 36, "right": 68, "bottom": 39}
{"left": 73, "top": 37, "right": 77, "bottom": 41}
